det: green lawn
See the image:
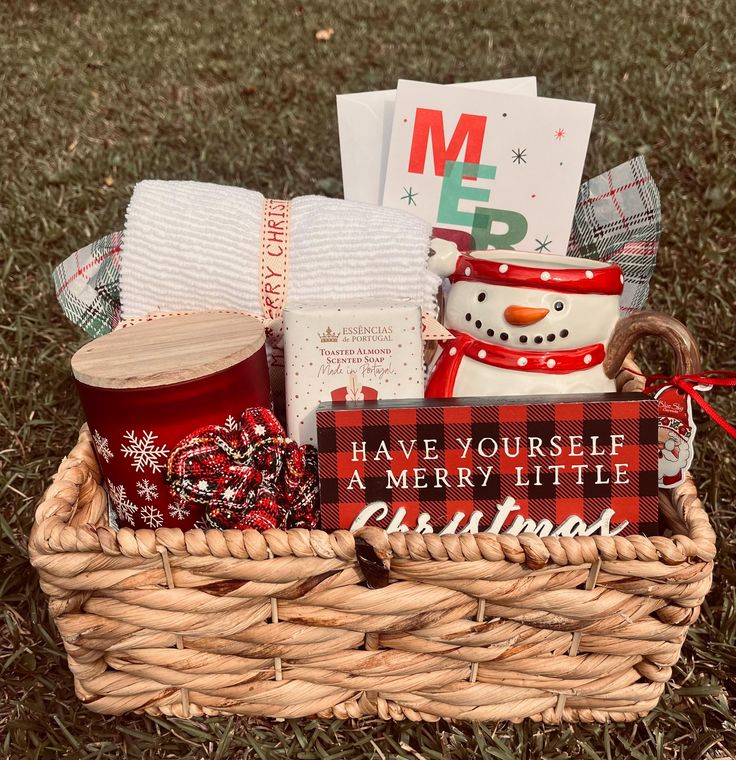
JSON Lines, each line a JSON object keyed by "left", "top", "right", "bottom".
{"left": 1, "top": 1, "right": 735, "bottom": 757}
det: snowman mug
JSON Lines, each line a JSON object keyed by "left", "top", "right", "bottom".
{"left": 425, "top": 245, "right": 701, "bottom": 398}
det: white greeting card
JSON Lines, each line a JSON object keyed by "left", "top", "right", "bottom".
{"left": 382, "top": 80, "right": 595, "bottom": 255}
{"left": 337, "top": 77, "right": 537, "bottom": 206}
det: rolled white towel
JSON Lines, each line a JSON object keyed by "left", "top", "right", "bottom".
{"left": 120, "top": 180, "right": 439, "bottom": 322}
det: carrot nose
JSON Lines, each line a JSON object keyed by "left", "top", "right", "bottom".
{"left": 504, "top": 305, "right": 550, "bottom": 326}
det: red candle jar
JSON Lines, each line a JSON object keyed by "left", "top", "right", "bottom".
{"left": 71, "top": 312, "right": 271, "bottom": 530}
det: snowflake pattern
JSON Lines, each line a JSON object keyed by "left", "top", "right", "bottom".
{"left": 121, "top": 430, "right": 170, "bottom": 473}
{"left": 222, "top": 487, "right": 236, "bottom": 501}
{"left": 168, "top": 502, "right": 191, "bottom": 521}
{"left": 253, "top": 424, "right": 266, "bottom": 436}
{"left": 140, "top": 503, "right": 164, "bottom": 528}
{"left": 92, "top": 430, "right": 114, "bottom": 463}
{"left": 107, "top": 482, "right": 138, "bottom": 521}
{"left": 224, "top": 414, "right": 239, "bottom": 432}
{"left": 136, "top": 479, "right": 159, "bottom": 500}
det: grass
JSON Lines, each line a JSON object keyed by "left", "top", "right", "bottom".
{"left": 1, "top": 0, "right": 735, "bottom": 757}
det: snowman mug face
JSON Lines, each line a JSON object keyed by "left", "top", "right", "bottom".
{"left": 427, "top": 247, "right": 701, "bottom": 398}
{"left": 444, "top": 253, "right": 622, "bottom": 356}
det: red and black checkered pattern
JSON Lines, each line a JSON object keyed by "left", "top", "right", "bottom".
{"left": 166, "top": 407, "right": 319, "bottom": 531}
{"left": 316, "top": 394, "right": 659, "bottom": 536}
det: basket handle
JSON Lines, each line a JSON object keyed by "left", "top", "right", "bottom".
{"left": 603, "top": 312, "right": 702, "bottom": 379}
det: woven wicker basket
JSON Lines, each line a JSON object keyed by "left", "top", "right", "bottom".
{"left": 29, "top": 367, "right": 716, "bottom": 723}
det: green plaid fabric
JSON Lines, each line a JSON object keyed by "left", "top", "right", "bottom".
{"left": 53, "top": 159, "right": 661, "bottom": 336}
{"left": 53, "top": 231, "right": 122, "bottom": 338}
{"left": 567, "top": 156, "right": 661, "bottom": 314}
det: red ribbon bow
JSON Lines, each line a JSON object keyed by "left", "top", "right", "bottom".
{"left": 638, "top": 370, "right": 736, "bottom": 439}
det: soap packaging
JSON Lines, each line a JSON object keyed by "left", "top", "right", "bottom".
{"left": 283, "top": 299, "right": 424, "bottom": 446}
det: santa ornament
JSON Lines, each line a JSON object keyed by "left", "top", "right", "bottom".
{"left": 425, "top": 242, "right": 700, "bottom": 398}
{"left": 654, "top": 384, "right": 696, "bottom": 488}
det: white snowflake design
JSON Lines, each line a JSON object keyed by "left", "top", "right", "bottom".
{"left": 168, "top": 502, "right": 191, "bottom": 521}
{"left": 121, "top": 430, "right": 170, "bottom": 473}
{"left": 140, "top": 503, "right": 164, "bottom": 528}
{"left": 222, "top": 486, "right": 237, "bottom": 501}
{"left": 107, "top": 482, "right": 138, "bottom": 521}
{"left": 253, "top": 424, "right": 266, "bottom": 436}
{"left": 92, "top": 430, "right": 114, "bottom": 463}
{"left": 136, "top": 479, "right": 159, "bottom": 500}
{"left": 224, "top": 414, "right": 239, "bottom": 432}
{"left": 197, "top": 479, "right": 210, "bottom": 492}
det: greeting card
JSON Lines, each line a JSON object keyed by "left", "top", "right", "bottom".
{"left": 337, "top": 77, "right": 537, "bottom": 206}
{"left": 382, "top": 80, "right": 595, "bottom": 255}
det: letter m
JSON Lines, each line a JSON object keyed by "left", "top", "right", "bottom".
{"left": 408, "top": 109, "right": 487, "bottom": 177}
{"left": 386, "top": 470, "right": 408, "bottom": 489}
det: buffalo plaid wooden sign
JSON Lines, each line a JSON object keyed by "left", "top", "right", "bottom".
{"left": 316, "top": 394, "right": 659, "bottom": 536}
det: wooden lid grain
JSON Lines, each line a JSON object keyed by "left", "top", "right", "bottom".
{"left": 71, "top": 312, "right": 266, "bottom": 389}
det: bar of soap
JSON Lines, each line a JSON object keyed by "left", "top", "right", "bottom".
{"left": 283, "top": 299, "right": 424, "bottom": 445}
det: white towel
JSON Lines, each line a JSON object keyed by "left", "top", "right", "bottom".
{"left": 120, "top": 180, "right": 439, "bottom": 321}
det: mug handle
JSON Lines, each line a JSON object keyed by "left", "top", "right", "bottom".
{"left": 602, "top": 312, "right": 702, "bottom": 379}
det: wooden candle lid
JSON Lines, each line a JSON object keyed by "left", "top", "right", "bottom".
{"left": 71, "top": 312, "right": 266, "bottom": 389}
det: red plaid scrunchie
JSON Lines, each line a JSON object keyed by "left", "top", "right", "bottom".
{"left": 165, "top": 408, "right": 319, "bottom": 531}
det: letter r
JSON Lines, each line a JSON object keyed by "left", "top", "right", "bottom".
{"left": 472, "top": 206, "right": 528, "bottom": 250}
